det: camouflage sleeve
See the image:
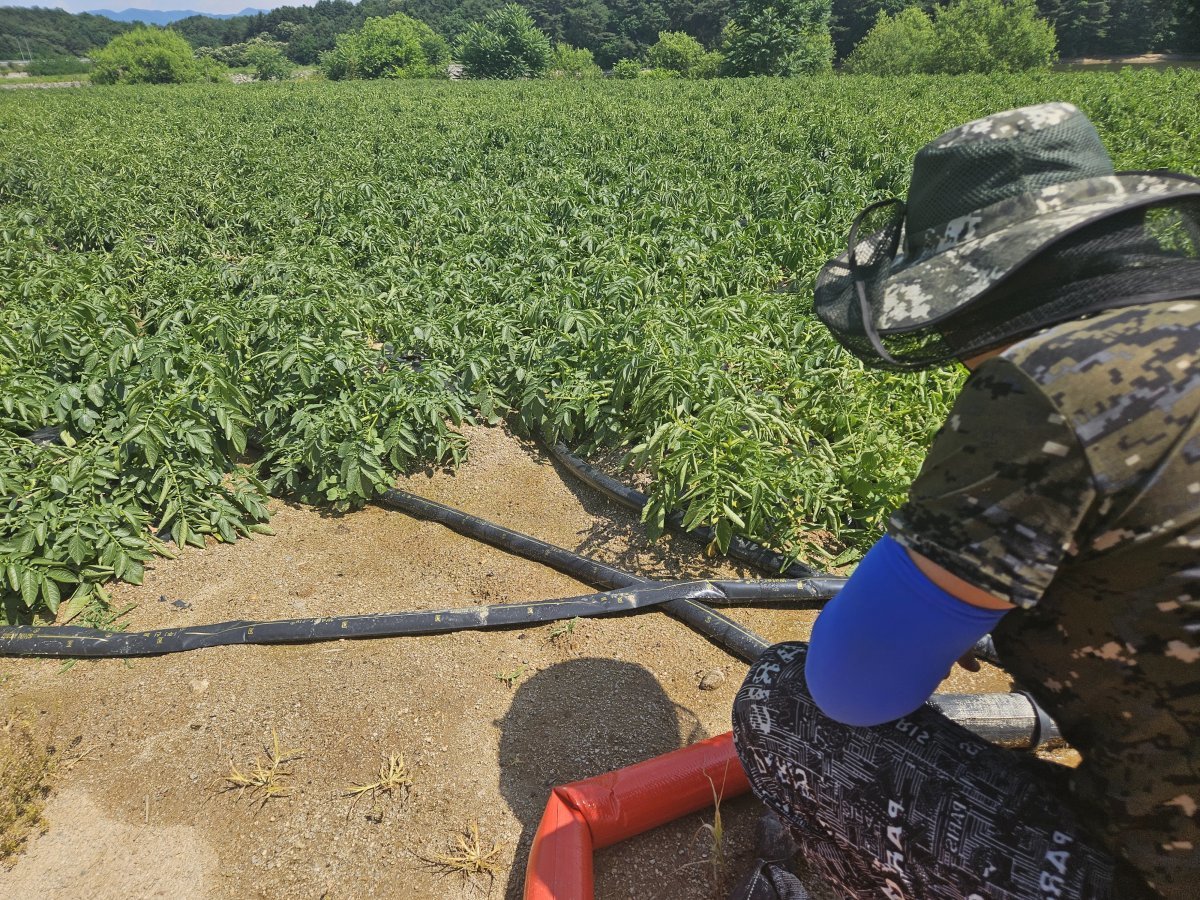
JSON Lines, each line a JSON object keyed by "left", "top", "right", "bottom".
{"left": 887, "top": 357, "right": 1097, "bottom": 609}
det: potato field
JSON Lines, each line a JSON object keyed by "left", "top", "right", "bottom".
{"left": 2, "top": 71, "right": 1199, "bottom": 626}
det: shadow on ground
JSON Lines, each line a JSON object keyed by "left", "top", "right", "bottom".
{"left": 497, "top": 657, "right": 708, "bottom": 900}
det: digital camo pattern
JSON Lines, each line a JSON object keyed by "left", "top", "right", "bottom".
{"left": 732, "top": 644, "right": 1143, "bottom": 900}
{"left": 890, "top": 301, "right": 1200, "bottom": 897}
{"left": 814, "top": 174, "right": 1200, "bottom": 338}
{"left": 926, "top": 103, "right": 1081, "bottom": 150}
{"left": 875, "top": 174, "right": 1200, "bottom": 331}
{"left": 812, "top": 95, "right": 1200, "bottom": 341}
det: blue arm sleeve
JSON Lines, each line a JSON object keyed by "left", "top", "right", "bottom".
{"left": 804, "top": 534, "right": 1009, "bottom": 727}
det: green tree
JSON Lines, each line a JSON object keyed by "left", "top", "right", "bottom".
{"left": 844, "top": 6, "right": 935, "bottom": 73}
{"left": 457, "top": 5, "right": 553, "bottom": 78}
{"left": 933, "top": 0, "right": 1057, "bottom": 72}
{"left": 1036, "top": 0, "right": 1108, "bottom": 57}
{"left": 246, "top": 43, "right": 294, "bottom": 80}
{"left": 91, "top": 27, "right": 223, "bottom": 85}
{"left": 646, "top": 30, "right": 707, "bottom": 72}
{"left": 198, "top": 34, "right": 289, "bottom": 67}
{"left": 644, "top": 29, "right": 723, "bottom": 75}
{"left": 845, "top": 0, "right": 1057, "bottom": 73}
{"left": 1103, "top": 0, "right": 1176, "bottom": 53}
{"left": 320, "top": 13, "right": 449, "bottom": 80}
{"left": 547, "top": 42, "right": 603, "bottom": 75}
{"left": 1177, "top": 0, "right": 1200, "bottom": 51}
{"left": 721, "top": 0, "right": 834, "bottom": 76}
{"left": 830, "top": 0, "right": 910, "bottom": 60}
{"left": 611, "top": 56, "right": 643, "bottom": 75}
{"left": 525, "top": 0, "right": 612, "bottom": 49}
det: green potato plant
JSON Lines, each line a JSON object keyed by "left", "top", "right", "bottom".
{"left": 1, "top": 72, "right": 1197, "bottom": 623}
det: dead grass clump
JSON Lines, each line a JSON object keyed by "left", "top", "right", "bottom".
{"left": 0, "top": 714, "right": 55, "bottom": 866}
{"left": 344, "top": 753, "right": 412, "bottom": 821}
{"left": 220, "top": 728, "right": 303, "bottom": 807}
{"left": 423, "top": 820, "right": 504, "bottom": 883}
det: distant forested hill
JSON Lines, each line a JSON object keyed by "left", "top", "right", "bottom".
{"left": 169, "top": 0, "right": 1200, "bottom": 65}
{"left": 169, "top": 0, "right": 730, "bottom": 65}
{"left": 87, "top": 8, "right": 264, "bottom": 25}
{"left": 1, "top": 0, "right": 1196, "bottom": 67}
{"left": 0, "top": 6, "right": 134, "bottom": 57}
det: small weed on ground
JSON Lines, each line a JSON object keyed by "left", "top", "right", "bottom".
{"left": 697, "top": 773, "right": 728, "bottom": 887}
{"left": 544, "top": 617, "right": 582, "bottom": 650}
{"left": 666, "top": 770, "right": 731, "bottom": 897}
{"left": 493, "top": 665, "right": 528, "bottom": 689}
{"left": 421, "top": 820, "right": 504, "bottom": 886}
{"left": 0, "top": 714, "right": 55, "bottom": 866}
{"left": 344, "top": 753, "right": 412, "bottom": 822}
{"left": 220, "top": 728, "right": 303, "bottom": 807}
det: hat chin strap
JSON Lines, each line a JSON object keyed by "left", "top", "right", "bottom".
{"left": 847, "top": 197, "right": 907, "bottom": 368}
{"left": 855, "top": 277, "right": 903, "bottom": 367}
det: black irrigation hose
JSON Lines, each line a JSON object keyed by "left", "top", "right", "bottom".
{"left": 548, "top": 443, "right": 817, "bottom": 578}
{"left": 0, "top": 580, "right": 763, "bottom": 659}
{"left": 549, "top": 442, "right": 1003, "bottom": 668}
{"left": 0, "top": 478, "right": 1056, "bottom": 747}
{"left": 378, "top": 487, "right": 772, "bottom": 662}
{"left": 0, "top": 575, "right": 841, "bottom": 659}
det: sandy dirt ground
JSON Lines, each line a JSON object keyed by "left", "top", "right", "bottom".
{"left": 0, "top": 426, "right": 1016, "bottom": 900}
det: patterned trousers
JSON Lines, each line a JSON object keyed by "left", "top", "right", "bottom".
{"left": 731, "top": 643, "right": 1154, "bottom": 900}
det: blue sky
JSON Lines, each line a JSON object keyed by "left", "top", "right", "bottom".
{"left": 7, "top": 0, "right": 301, "bottom": 13}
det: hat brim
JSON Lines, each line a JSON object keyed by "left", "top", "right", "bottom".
{"left": 816, "top": 172, "right": 1200, "bottom": 336}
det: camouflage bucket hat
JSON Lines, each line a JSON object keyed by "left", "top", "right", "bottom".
{"left": 813, "top": 102, "right": 1200, "bottom": 370}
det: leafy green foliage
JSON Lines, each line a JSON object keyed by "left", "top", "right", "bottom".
{"left": 0, "top": 8, "right": 134, "bottom": 58}
{"left": 0, "top": 0, "right": 1194, "bottom": 73}
{"left": 933, "top": 0, "right": 1058, "bottom": 73}
{"left": 1037, "top": 0, "right": 1108, "bottom": 57}
{"left": 547, "top": 43, "right": 603, "bottom": 77}
{"left": 721, "top": 0, "right": 834, "bottom": 76}
{"left": 2, "top": 72, "right": 1198, "bottom": 623}
{"left": 844, "top": 7, "right": 935, "bottom": 74}
{"left": 91, "top": 27, "right": 224, "bottom": 85}
{"left": 847, "top": 0, "right": 1057, "bottom": 74}
{"left": 457, "top": 5, "right": 553, "bottom": 78}
{"left": 246, "top": 44, "right": 295, "bottom": 81}
{"left": 646, "top": 31, "right": 722, "bottom": 77}
{"left": 321, "top": 13, "right": 449, "bottom": 80}
{"left": 829, "top": 0, "right": 909, "bottom": 59}
{"left": 26, "top": 57, "right": 93, "bottom": 77}
{"left": 611, "top": 57, "right": 643, "bottom": 76}
{"left": 197, "top": 36, "right": 290, "bottom": 69}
